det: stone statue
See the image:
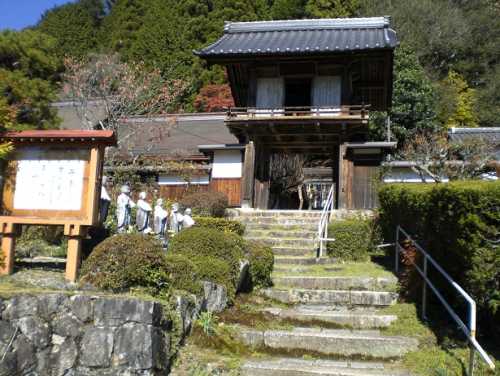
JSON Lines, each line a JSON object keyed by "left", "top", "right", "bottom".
{"left": 169, "top": 202, "right": 183, "bottom": 233}
{"left": 99, "top": 176, "right": 111, "bottom": 225}
{"left": 182, "top": 208, "right": 195, "bottom": 229}
{"left": 153, "top": 198, "right": 168, "bottom": 236}
{"left": 116, "top": 185, "right": 135, "bottom": 233}
{"left": 136, "top": 191, "right": 153, "bottom": 233}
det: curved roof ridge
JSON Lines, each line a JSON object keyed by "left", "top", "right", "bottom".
{"left": 224, "top": 17, "right": 390, "bottom": 33}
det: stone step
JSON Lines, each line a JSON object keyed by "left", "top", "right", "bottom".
{"left": 262, "top": 288, "right": 398, "bottom": 306}
{"left": 243, "top": 223, "right": 318, "bottom": 231}
{"left": 231, "top": 209, "right": 323, "bottom": 218}
{"left": 272, "top": 276, "right": 398, "bottom": 291}
{"left": 272, "top": 247, "right": 315, "bottom": 257}
{"left": 274, "top": 257, "right": 336, "bottom": 266}
{"left": 245, "top": 230, "right": 317, "bottom": 238}
{"left": 246, "top": 237, "right": 316, "bottom": 247}
{"left": 238, "top": 218, "right": 319, "bottom": 226}
{"left": 261, "top": 306, "right": 398, "bottom": 329}
{"left": 236, "top": 327, "right": 418, "bottom": 359}
{"left": 241, "top": 358, "right": 410, "bottom": 376}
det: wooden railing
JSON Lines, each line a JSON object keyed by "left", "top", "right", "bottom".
{"left": 226, "top": 105, "right": 370, "bottom": 119}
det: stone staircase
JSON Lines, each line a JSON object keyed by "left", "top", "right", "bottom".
{"left": 231, "top": 209, "right": 416, "bottom": 376}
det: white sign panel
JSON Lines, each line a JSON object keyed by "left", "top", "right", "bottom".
{"left": 13, "top": 148, "right": 87, "bottom": 211}
{"left": 212, "top": 150, "right": 242, "bottom": 178}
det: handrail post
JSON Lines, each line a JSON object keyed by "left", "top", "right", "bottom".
{"left": 395, "top": 226, "right": 400, "bottom": 273}
{"left": 422, "top": 255, "right": 428, "bottom": 321}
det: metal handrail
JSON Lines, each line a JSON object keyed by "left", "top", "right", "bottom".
{"left": 317, "top": 184, "right": 335, "bottom": 258}
{"left": 395, "top": 226, "right": 496, "bottom": 374}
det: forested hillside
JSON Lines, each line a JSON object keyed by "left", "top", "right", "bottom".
{"left": 1, "top": 0, "right": 499, "bottom": 139}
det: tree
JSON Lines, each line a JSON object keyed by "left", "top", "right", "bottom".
{"left": 0, "top": 30, "right": 60, "bottom": 131}
{"left": 369, "top": 44, "right": 439, "bottom": 145}
{"left": 194, "top": 84, "right": 234, "bottom": 112}
{"left": 305, "top": 0, "right": 359, "bottom": 18}
{"left": 438, "top": 71, "right": 478, "bottom": 128}
{"left": 270, "top": 0, "right": 307, "bottom": 19}
{"left": 38, "top": 0, "right": 104, "bottom": 58}
{"left": 62, "top": 54, "right": 187, "bottom": 155}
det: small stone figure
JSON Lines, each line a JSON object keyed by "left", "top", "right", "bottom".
{"left": 154, "top": 198, "right": 168, "bottom": 236}
{"left": 136, "top": 191, "right": 153, "bottom": 233}
{"left": 182, "top": 208, "right": 195, "bottom": 229}
{"left": 99, "top": 176, "right": 111, "bottom": 225}
{"left": 169, "top": 203, "right": 183, "bottom": 233}
{"left": 116, "top": 185, "right": 135, "bottom": 233}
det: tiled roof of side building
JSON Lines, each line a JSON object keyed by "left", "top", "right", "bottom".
{"left": 449, "top": 127, "right": 500, "bottom": 143}
{"left": 195, "top": 17, "right": 398, "bottom": 58}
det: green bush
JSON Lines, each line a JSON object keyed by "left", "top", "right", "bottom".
{"left": 193, "top": 256, "right": 236, "bottom": 301}
{"left": 378, "top": 181, "right": 500, "bottom": 335}
{"left": 246, "top": 241, "right": 274, "bottom": 289}
{"left": 80, "top": 233, "right": 169, "bottom": 294}
{"left": 193, "top": 216, "right": 245, "bottom": 235}
{"left": 169, "top": 227, "right": 245, "bottom": 295}
{"left": 326, "top": 219, "right": 375, "bottom": 261}
{"left": 164, "top": 253, "right": 202, "bottom": 295}
{"left": 179, "top": 191, "right": 228, "bottom": 217}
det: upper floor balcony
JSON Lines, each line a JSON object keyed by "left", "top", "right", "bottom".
{"left": 226, "top": 104, "right": 369, "bottom": 124}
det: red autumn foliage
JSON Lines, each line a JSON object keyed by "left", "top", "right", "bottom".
{"left": 194, "top": 84, "right": 234, "bottom": 112}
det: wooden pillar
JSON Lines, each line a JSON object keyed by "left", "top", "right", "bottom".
{"left": 0, "top": 223, "right": 20, "bottom": 275}
{"left": 64, "top": 224, "right": 86, "bottom": 283}
{"left": 241, "top": 141, "right": 255, "bottom": 208}
{"left": 337, "top": 144, "right": 347, "bottom": 209}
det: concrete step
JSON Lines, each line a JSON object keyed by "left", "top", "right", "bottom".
{"left": 261, "top": 306, "right": 398, "bottom": 329}
{"left": 272, "top": 247, "right": 315, "bottom": 257}
{"left": 241, "top": 358, "right": 410, "bottom": 376}
{"left": 246, "top": 237, "right": 316, "bottom": 247}
{"left": 245, "top": 230, "right": 317, "bottom": 238}
{"left": 262, "top": 288, "right": 398, "bottom": 306}
{"left": 274, "top": 256, "right": 336, "bottom": 266}
{"left": 236, "top": 327, "right": 418, "bottom": 359}
{"left": 272, "top": 276, "right": 398, "bottom": 291}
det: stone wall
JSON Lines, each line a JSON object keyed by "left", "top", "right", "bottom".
{"left": 0, "top": 287, "right": 225, "bottom": 376}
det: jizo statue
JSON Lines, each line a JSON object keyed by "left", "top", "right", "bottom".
{"left": 169, "top": 202, "right": 183, "bottom": 233}
{"left": 182, "top": 208, "right": 195, "bottom": 229}
{"left": 116, "top": 185, "right": 135, "bottom": 233}
{"left": 136, "top": 191, "right": 153, "bottom": 233}
{"left": 153, "top": 198, "right": 168, "bottom": 236}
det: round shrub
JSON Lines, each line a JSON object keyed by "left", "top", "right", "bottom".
{"left": 80, "top": 233, "right": 168, "bottom": 293}
{"left": 193, "top": 216, "right": 245, "bottom": 236}
{"left": 164, "top": 254, "right": 202, "bottom": 295}
{"left": 179, "top": 191, "right": 228, "bottom": 217}
{"left": 246, "top": 241, "right": 274, "bottom": 289}
{"left": 192, "top": 256, "right": 236, "bottom": 302}
{"left": 326, "top": 219, "right": 374, "bottom": 261}
{"left": 169, "top": 227, "right": 245, "bottom": 290}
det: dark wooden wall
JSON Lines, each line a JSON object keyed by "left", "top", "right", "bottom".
{"left": 340, "top": 161, "right": 379, "bottom": 210}
{"left": 158, "top": 179, "right": 242, "bottom": 207}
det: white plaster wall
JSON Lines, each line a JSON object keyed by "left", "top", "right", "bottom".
{"left": 212, "top": 150, "right": 242, "bottom": 179}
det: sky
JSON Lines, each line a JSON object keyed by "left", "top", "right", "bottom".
{"left": 0, "top": 0, "right": 74, "bottom": 30}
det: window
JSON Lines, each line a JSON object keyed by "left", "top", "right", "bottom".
{"left": 312, "top": 76, "right": 341, "bottom": 108}
{"left": 285, "top": 78, "right": 312, "bottom": 107}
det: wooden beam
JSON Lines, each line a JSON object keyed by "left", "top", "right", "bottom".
{"left": 241, "top": 141, "right": 255, "bottom": 208}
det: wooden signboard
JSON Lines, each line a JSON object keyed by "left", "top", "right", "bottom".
{"left": 0, "top": 130, "right": 116, "bottom": 282}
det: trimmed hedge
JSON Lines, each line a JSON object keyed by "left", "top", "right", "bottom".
{"left": 326, "top": 219, "right": 376, "bottom": 261}
{"left": 246, "top": 241, "right": 274, "bottom": 289}
{"left": 378, "top": 181, "right": 500, "bottom": 335}
{"left": 168, "top": 227, "right": 245, "bottom": 298}
{"left": 164, "top": 254, "right": 202, "bottom": 295}
{"left": 80, "top": 234, "right": 169, "bottom": 294}
{"left": 193, "top": 216, "right": 245, "bottom": 236}
{"left": 179, "top": 191, "right": 228, "bottom": 217}
{"left": 192, "top": 256, "right": 236, "bottom": 301}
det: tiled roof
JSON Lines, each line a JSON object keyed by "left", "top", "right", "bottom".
{"left": 449, "top": 127, "right": 500, "bottom": 143}
{"left": 195, "top": 17, "right": 397, "bottom": 58}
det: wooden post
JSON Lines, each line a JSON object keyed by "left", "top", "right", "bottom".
{"left": 0, "top": 223, "right": 20, "bottom": 275}
{"left": 64, "top": 224, "right": 86, "bottom": 283}
{"left": 241, "top": 141, "right": 255, "bottom": 208}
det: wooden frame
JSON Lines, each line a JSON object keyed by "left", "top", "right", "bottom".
{"left": 0, "top": 130, "right": 116, "bottom": 282}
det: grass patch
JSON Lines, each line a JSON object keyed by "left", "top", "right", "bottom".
{"left": 380, "top": 303, "right": 498, "bottom": 375}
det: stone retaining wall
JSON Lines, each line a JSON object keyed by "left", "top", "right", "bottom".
{"left": 0, "top": 283, "right": 227, "bottom": 376}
